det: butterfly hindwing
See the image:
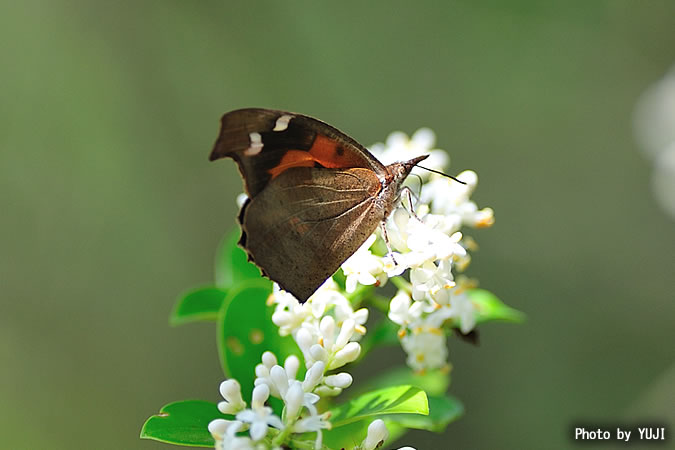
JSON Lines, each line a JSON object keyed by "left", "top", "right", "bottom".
{"left": 239, "top": 165, "right": 384, "bottom": 301}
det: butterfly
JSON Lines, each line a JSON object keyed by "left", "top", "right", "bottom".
{"left": 210, "top": 108, "right": 428, "bottom": 302}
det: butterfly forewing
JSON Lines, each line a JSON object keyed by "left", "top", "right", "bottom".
{"left": 210, "top": 108, "right": 387, "bottom": 197}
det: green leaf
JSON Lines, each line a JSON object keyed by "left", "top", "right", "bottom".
{"left": 140, "top": 400, "right": 223, "bottom": 447}
{"left": 329, "top": 385, "right": 428, "bottom": 428}
{"left": 170, "top": 286, "right": 228, "bottom": 326}
{"left": 214, "top": 230, "right": 261, "bottom": 289}
{"left": 217, "top": 279, "right": 300, "bottom": 405}
{"left": 324, "top": 395, "right": 462, "bottom": 448}
{"left": 359, "top": 319, "right": 400, "bottom": 358}
{"left": 468, "top": 288, "right": 525, "bottom": 324}
{"left": 385, "top": 394, "right": 463, "bottom": 432}
{"left": 323, "top": 386, "right": 429, "bottom": 449}
{"left": 360, "top": 366, "right": 450, "bottom": 397}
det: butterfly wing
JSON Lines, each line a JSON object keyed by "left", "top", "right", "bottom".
{"left": 209, "top": 108, "right": 388, "bottom": 197}
{"left": 239, "top": 165, "right": 385, "bottom": 302}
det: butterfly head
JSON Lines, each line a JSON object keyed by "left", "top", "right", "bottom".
{"left": 387, "top": 154, "right": 429, "bottom": 184}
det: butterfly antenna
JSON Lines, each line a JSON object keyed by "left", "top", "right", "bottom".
{"left": 417, "top": 165, "right": 466, "bottom": 185}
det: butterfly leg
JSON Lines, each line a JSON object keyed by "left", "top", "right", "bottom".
{"left": 401, "top": 187, "right": 421, "bottom": 221}
{"left": 379, "top": 221, "right": 397, "bottom": 265}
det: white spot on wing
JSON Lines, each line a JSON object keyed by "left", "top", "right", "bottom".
{"left": 244, "top": 132, "right": 263, "bottom": 155}
{"left": 273, "top": 114, "right": 294, "bottom": 132}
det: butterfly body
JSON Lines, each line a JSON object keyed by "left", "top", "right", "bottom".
{"left": 210, "top": 108, "right": 427, "bottom": 302}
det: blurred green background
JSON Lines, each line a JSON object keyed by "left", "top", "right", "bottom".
{"left": 2, "top": 1, "right": 674, "bottom": 449}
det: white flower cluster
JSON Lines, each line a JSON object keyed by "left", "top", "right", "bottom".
{"left": 270, "top": 280, "right": 367, "bottom": 384}
{"left": 208, "top": 351, "right": 407, "bottom": 450}
{"left": 209, "top": 352, "right": 331, "bottom": 449}
{"left": 356, "top": 129, "right": 494, "bottom": 372}
{"left": 634, "top": 64, "right": 675, "bottom": 220}
{"left": 208, "top": 281, "right": 380, "bottom": 449}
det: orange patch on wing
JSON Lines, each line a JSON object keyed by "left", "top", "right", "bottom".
{"left": 268, "top": 150, "right": 315, "bottom": 178}
{"left": 310, "top": 135, "right": 364, "bottom": 168}
{"left": 268, "top": 135, "right": 368, "bottom": 178}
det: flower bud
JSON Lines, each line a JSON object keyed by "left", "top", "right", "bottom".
{"left": 319, "top": 316, "right": 336, "bottom": 342}
{"left": 217, "top": 380, "right": 245, "bottom": 414}
{"left": 309, "top": 343, "right": 328, "bottom": 362}
{"left": 254, "top": 363, "right": 269, "bottom": 379}
{"left": 261, "top": 351, "right": 277, "bottom": 368}
{"left": 270, "top": 365, "right": 289, "bottom": 398}
{"left": 330, "top": 342, "right": 361, "bottom": 369}
{"left": 207, "top": 418, "right": 229, "bottom": 439}
{"left": 302, "top": 360, "right": 325, "bottom": 392}
{"left": 315, "top": 385, "right": 343, "bottom": 397}
{"left": 251, "top": 384, "right": 269, "bottom": 409}
{"left": 284, "top": 382, "right": 304, "bottom": 420}
{"left": 363, "top": 419, "right": 389, "bottom": 450}
{"left": 323, "top": 372, "right": 353, "bottom": 389}
{"left": 284, "top": 355, "right": 300, "bottom": 380}
{"left": 353, "top": 308, "right": 369, "bottom": 324}
{"left": 335, "top": 319, "right": 355, "bottom": 348}
{"left": 295, "top": 328, "right": 314, "bottom": 353}
{"left": 271, "top": 310, "right": 292, "bottom": 327}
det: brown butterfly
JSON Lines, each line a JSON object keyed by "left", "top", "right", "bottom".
{"left": 210, "top": 108, "right": 428, "bottom": 302}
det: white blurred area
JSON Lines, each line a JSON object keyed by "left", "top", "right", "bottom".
{"left": 634, "top": 66, "right": 675, "bottom": 221}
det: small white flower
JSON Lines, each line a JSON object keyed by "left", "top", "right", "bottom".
{"left": 388, "top": 290, "right": 425, "bottom": 327}
{"left": 292, "top": 411, "right": 332, "bottom": 432}
{"left": 292, "top": 411, "right": 332, "bottom": 449}
{"left": 448, "top": 291, "right": 477, "bottom": 334}
{"left": 217, "top": 379, "right": 246, "bottom": 415}
{"left": 270, "top": 288, "right": 312, "bottom": 337}
{"left": 400, "top": 328, "right": 448, "bottom": 372}
{"left": 362, "top": 419, "right": 389, "bottom": 450}
{"left": 235, "top": 384, "right": 283, "bottom": 441}
{"left": 410, "top": 259, "right": 455, "bottom": 304}
{"left": 421, "top": 170, "right": 494, "bottom": 229}
{"left": 341, "top": 235, "right": 387, "bottom": 293}
{"left": 333, "top": 299, "right": 368, "bottom": 339}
